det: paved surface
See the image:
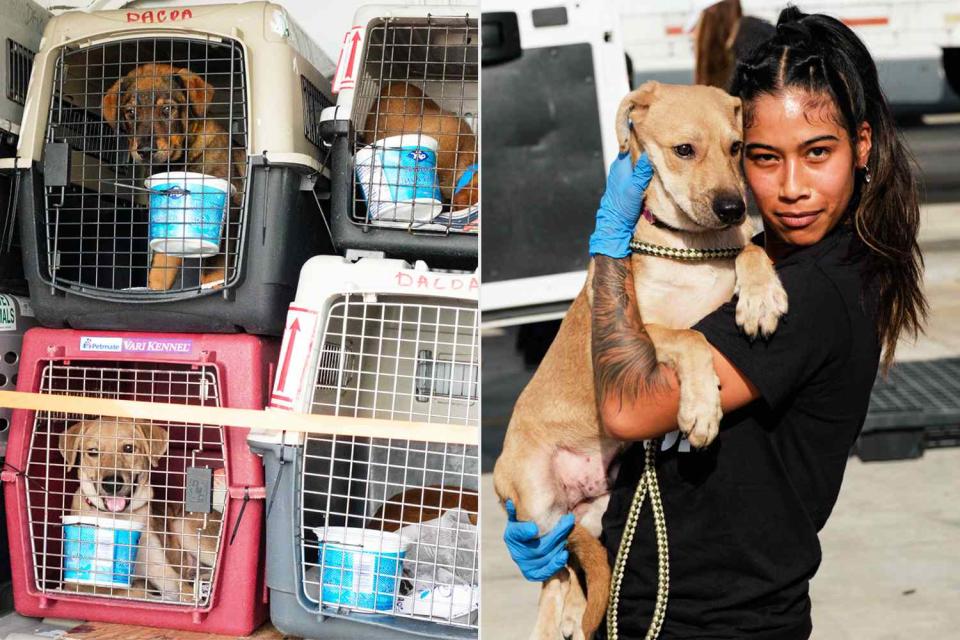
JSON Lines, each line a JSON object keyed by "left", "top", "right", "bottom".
{"left": 482, "top": 119, "right": 960, "bottom": 638}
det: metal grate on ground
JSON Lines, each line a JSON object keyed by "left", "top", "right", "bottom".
{"left": 25, "top": 361, "right": 227, "bottom": 608}
{"left": 864, "top": 358, "right": 960, "bottom": 433}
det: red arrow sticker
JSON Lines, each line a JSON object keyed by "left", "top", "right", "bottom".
{"left": 270, "top": 307, "right": 319, "bottom": 411}
{"left": 332, "top": 26, "right": 364, "bottom": 94}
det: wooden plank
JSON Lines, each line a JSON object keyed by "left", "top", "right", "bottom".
{"left": 0, "top": 390, "right": 477, "bottom": 445}
{"left": 62, "top": 621, "right": 295, "bottom": 640}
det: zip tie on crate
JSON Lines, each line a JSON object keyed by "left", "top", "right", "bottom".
{"left": 0, "top": 390, "right": 477, "bottom": 445}
{"left": 265, "top": 444, "right": 287, "bottom": 521}
{"left": 2, "top": 460, "right": 37, "bottom": 489}
{"left": 229, "top": 487, "right": 251, "bottom": 546}
{"left": 453, "top": 163, "right": 478, "bottom": 196}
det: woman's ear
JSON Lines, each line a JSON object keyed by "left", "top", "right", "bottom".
{"left": 856, "top": 121, "right": 873, "bottom": 169}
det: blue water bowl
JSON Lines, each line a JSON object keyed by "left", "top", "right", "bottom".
{"left": 355, "top": 134, "right": 443, "bottom": 223}
{"left": 145, "top": 171, "right": 234, "bottom": 258}
{"left": 313, "top": 526, "right": 406, "bottom": 613}
{"left": 62, "top": 515, "right": 143, "bottom": 587}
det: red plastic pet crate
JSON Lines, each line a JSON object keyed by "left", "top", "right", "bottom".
{"left": 1, "top": 328, "right": 277, "bottom": 634}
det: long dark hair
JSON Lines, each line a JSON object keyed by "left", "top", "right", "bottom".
{"left": 694, "top": 0, "right": 742, "bottom": 88}
{"left": 730, "top": 6, "right": 926, "bottom": 372}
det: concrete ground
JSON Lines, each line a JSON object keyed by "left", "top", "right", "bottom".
{"left": 481, "top": 120, "right": 960, "bottom": 639}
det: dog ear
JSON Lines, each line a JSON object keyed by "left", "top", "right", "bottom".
{"left": 615, "top": 81, "right": 660, "bottom": 157}
{"left": 102, "top": 77, "right": 124, "bottom": 127}
{"left": 729, "top": 95, "right": 743, "bottom": 128}
{"left": 175, "top": 68, "right": 215, "bottom": 117}
{"left": 136, "top": 422, "right": 170, "bottom": 468}
{"left": 59, "top": 422, "right": 87, "bottom": 472}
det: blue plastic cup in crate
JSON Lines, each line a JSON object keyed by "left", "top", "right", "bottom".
{"left": 62, "top": 516, "right": 143, "bottom": 587}
{"left": 313, "top": 526, "right": 406, "bottom": 613}
{"left": 355, "top": 134, "right": 443, "bottom": 223}
{"left": 145, "top": 171, "right": 235, "bottom": 258}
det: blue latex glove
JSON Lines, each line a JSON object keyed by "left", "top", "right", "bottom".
{"left": 588, "top": 151, "right": 655, "bottom": 258}
{"left": 503, "top": 499, "right": 575, "bottom": 582}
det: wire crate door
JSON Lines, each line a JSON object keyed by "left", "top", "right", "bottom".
{"left": 42, "top": 37, "right": 248, "bottom": 299}
{"left": 25, "top": 361, "right": 228, "bottom": 607}
{"left": 311, "top": 295, "right": 479, "bottom": 426}
{"left": 352, "top": 15, "right": 479, "bottom": 234}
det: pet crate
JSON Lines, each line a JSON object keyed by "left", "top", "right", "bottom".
{"left": 0, "top": 293, "right": 38, "bottom": 613}
{"left": 0, "top": 0, "right": 50, "bottom": 294}
{"left": 249, "top": 255, "right": 480, "bottom": 638}
{"left": 4, "top": 2, "right": 339, "bottom": 334}
{"left": 322, "top": 4, "right": 479, "bottom": 269}
{"left": 0, "top": 294, "right": 38, "bottom": 459}
{"left": 2, "top": 328, "right": 278, "bottom": 634}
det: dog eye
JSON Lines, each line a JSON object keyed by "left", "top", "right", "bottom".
{"left": 86, "top": 447, "right": 99, "bottom": 457}
{"left": 673, "top": 144, "right": 695, "bottom": 158}
{"left": 124, "top": 107, "right": 136, "bottom": 120}
{"left": 122, "top": 444, "right": 135, "bottom": 454}
{"left": 730, "top": 141, "right": 743, "bottom": 155}
{"left": 160, "top": 105, "right": 173, "bottom": 117}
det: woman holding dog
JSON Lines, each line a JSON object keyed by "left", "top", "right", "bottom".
{"left": 503, "top": 7, "right": 925, "bottom": 639}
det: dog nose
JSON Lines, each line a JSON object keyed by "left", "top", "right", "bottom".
{"left": 101, "top": 475, "right": 124, "bottom": 495}
{"left": 712, "top": 195, "right": 746, "bottom": 224}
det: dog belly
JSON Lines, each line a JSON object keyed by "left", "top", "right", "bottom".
{"left": 552, "top": 447, "right": 616, "bottom": 511}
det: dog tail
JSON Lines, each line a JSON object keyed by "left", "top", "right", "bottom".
{"left": 567, "top": 523, "right": 611, "bottom": 638}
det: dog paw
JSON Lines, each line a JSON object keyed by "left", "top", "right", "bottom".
{"left": 677, "top": 372, "right": 723, "bottom": 448}
{"left": 735, "top": 272, "right": 788, "bottom": 339}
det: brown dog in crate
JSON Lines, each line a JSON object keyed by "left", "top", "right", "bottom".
{"left": 101, "top": 63, "right": 246, "bottom": 291}
{"left": 364, "top": 82, "right": 478, "bottom": 210}
{"left": 59, "top": 418, "right": 223, "bottom": 602}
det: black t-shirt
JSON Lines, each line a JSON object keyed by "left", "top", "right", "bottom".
{"left": 601, "top": 225, "right": 881, "bottom": 639}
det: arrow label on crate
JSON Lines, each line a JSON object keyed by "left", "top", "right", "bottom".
{"left": 332, "top": 26, "right": 364, "bottom": 94}
{"left": 276, "top": 318, "right": 301, "bottom": 393}
{"left": 344, "top": 31, "right": 361, "bottom": 81}
{"left": 270, "top": 307, "right": 319, "bottom": 411}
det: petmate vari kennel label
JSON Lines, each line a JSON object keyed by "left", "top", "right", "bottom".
{"left": 80, "top": 336, "right": 123, "bottom": 353}
{"left": 80, "top": 336, "right": 194, "bottom": 354}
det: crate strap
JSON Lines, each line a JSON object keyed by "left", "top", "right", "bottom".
{"left": 0, "top": 390, "right": 477, "bottom": 445}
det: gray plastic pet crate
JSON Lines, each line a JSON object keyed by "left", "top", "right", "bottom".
{"left": 322, "top": 4, "right": 479, "bottom": 270}
{"left": 249, "top": 255, "right": 480, "bottom": 638}
{"left": 252, "top": 440, "right": 479, "bottom": 639}
{"left": 856, "top": 358, "right": 960, "bottom": 461}
{"left": 4, "top": 3, "right": 338, "bottom": 335}
{"left": 0, "top": 0, "right": 50, "bottom": 295}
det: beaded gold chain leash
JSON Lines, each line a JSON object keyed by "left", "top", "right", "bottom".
{"left": 606, "top": 438, "right": 669, "bottom": 640}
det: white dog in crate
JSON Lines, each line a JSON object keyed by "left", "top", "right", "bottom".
{"left": 59, "top": 418, "right": 224, "bottom": 602}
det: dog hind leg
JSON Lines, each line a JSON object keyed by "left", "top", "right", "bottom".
{"left": 531, "top": 570, "right": 571, "bottom": 640}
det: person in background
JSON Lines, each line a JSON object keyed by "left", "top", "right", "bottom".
{"left": 688, "top": 0, "right": 776, "bottom": 90}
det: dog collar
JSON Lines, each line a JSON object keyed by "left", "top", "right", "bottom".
{"left": 629, "top": 240, "right": 743, "bottom": 261}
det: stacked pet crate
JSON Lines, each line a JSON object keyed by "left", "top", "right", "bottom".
{"left": 321, "top": 3, "right": 479, "bottom": 269}
{"left": 0, "top": 0, "right": 50, "bottom": 614}
{"left": 250, "top": 256, "right": 480, "bottom": 639}
{"left": 250, "top": 4, "right": 480, "bottom": 638}
{"left": 0, "top": 2, "right": 337, "bottom": 634}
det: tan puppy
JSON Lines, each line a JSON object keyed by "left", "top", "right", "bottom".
{"left": 494, "top": 81, "right": 788, "bottom": 639}
{"left": 101, "top": 63, "right": 247, "bottom": 291}
{"left": 59, "top": 419, "right": 222, "bottom": 602}
{"left": 363, "top": 81, "right": 478, "bottom": 209}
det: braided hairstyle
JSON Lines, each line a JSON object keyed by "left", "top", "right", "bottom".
{"left": 730, "top": 6, "right": 926, "bottom": 372}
